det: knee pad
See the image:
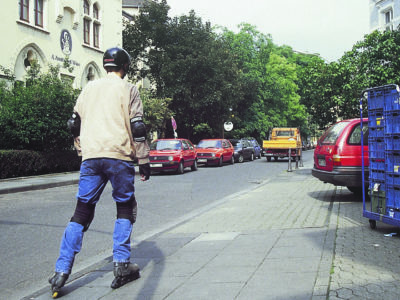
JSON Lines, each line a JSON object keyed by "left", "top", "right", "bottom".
{"left": 70, "top": 201, "right": 96, "bottom": 232}
{"left": 116, "top": 197, "right": 137, "bottom": 224}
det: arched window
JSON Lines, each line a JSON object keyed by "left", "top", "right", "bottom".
{"left": 24, "top": 50, "right": 36, "bottom": 68}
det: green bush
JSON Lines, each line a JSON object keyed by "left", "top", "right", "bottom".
{"left": 0, "top": 150, "right": 81, "bottom": 179}
{"left": 0, "top": 63, "right": 80, "bottom": 152}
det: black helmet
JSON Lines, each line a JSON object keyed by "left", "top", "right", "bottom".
{"left": 103, "top": 47, "right": 131, "bottom": 72}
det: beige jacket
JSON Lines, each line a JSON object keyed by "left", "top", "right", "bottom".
{"left": 73, "top": 73, "right": 149, "bottom": 164}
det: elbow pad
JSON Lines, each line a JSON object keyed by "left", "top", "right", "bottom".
{"left": 67, "top": 113, "right": 81, "bottom": 137}
{"left": 130, "top": 116, "right": 146, "bottom": 142}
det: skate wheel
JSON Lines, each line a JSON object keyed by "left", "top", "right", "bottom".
{"left": 52, "top": 291, "right": 59, "bottom": 298}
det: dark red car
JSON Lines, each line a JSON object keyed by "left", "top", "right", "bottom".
{"left": 149, "top": 139, "right": 197, "bottom": 174}
{"left": 196, "top": 139, "right": 235, "bottom": 166}
{"left": 312, "top": 118, "right": 369, "bottom": 193}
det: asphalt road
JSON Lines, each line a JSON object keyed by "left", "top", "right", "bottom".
{"left": 0, "top": 150, "right": 314, "bottom": 299}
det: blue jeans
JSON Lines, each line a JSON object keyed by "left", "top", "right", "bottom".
{"left": 55, "top": 158, "right": 136, "bottom": 274}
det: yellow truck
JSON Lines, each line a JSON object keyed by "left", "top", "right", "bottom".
{"left": 262, "top": 128, "right": 302, "bottom": 162}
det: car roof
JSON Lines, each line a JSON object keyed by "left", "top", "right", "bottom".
{"left": 154, "top": 138, "right": 187, "bottom": 141}
{"left": 199, "top": 138, "right": 224, "bottom": 141}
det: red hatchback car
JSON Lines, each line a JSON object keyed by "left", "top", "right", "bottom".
{"left": 196, "top": 139, "right": 235, "bottom": 166}
{"left": 312, "top": 118, "right": 369, "bottom": 193}
{"left": 149, "top": 138, "right": 197, "bottom": 174}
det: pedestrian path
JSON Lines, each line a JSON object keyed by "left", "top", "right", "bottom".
{"left": 24, "top": 163, "right": 339, "bottom": 300}
{"left": 14, "top": 161, "right": 400, "bottom": 300}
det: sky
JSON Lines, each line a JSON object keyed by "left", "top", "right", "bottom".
{"left": 166, "top": 0, "right": 370, "bottom": 62}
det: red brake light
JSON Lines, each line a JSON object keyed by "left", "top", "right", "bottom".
{"left": 332, "top": 145, "right": 341, "bottom": 166}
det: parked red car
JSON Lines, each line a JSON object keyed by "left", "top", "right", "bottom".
{"left": 149, "top": 139, "right": 197, "bottom": 174}
{"left": 312, "top": 118, "right": 369, "bottom": 193}
{"left": 196, "top": 139, "right": 235, "bottom": 166}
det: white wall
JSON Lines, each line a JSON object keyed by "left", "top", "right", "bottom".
{"left": 370, "top": 0, "right": 400, "bottom": 32}
{"left": 0, "top": 0, "right": 122, "bottom": 88}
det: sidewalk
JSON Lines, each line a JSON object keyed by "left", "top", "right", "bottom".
{"left": 0, "top": 172, "right": 80, "bottom": 195}
{"left": 9, "top": 161, "right": 400, "bottom": 299}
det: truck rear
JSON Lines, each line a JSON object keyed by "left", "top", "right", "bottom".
{"left": 263, "top": 128, "right": 302, "bottom": 162}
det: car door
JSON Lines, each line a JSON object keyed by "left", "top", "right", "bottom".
{"left": 243, "top": 140, "right": 252, "bottom": 160}
{"left": 181, "top": 140, "right": 193, "bottom": 167}
{"left": 222, "top": 139, "right": 233, "bottom": 161}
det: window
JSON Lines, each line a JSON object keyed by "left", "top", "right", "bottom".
{"left": 348, "top": 124, "right": 369, "bottom": 145}
{"left": 84, "top": 19, "right": 90, "bottom": 44}
{"left": 20, "top": 0, "right": 29, "bottom": 21}
{"left": 93, "top": 23, "right": 99, "bottom": 48}
{"left": 35, "top": 0, "right": 43, "bottom": 27}
{"left": 84, "top": 0, "right": 90, "bottom": 15}
{"left": 385, "top": 9, "right": 393, "bottom": 31}
{"left": 320, "top": 121, "right": 349, "bottom": 145}
{"left": 93, "top": 4, "right": 99, "bottom": 19}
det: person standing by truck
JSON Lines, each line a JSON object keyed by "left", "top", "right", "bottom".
{"left": 49, "top": 47, "right": 150, "bottom": 297}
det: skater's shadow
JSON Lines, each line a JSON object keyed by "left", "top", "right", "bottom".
{"left": 47, "top": 241, "right": 167, "bottom": 298}
{"left": 40, "top": 236, "right": 193, "bottom": 298}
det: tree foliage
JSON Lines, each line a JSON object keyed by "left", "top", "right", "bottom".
{"left": 123, "top": 2, "right": 309, "bottom": 142}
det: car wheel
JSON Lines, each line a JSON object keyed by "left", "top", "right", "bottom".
{"left": 238, "top": 154, "right": 244, "bottom": 163}
{"left": 267, "top": 157, "right": 271, "bottom": 162}
{"left": 369, "top": 219, "right": 377, "bottom": 229}
{"left": 191, "top": 159, "right": 198, "bottom": 171}
{"left": 230, "top": 155, "right": 235, "bottom": 164}
{"left": 347, "top": 186, "right": 363, "bottom": 195}
{"left": 176, "top": 161, "right": 184, "bottom": 174}
{"left": 274, "top": 156, "right": 279, "bottom": 161}
{"left": 218, "top": 156, "right": 223, "bottom": 167}
{"left": 250, "top": 153, "right": 254, "bottom": 161}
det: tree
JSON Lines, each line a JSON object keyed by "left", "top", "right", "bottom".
{"left": 124, "top": 1, "right": 242, "bottom": 142}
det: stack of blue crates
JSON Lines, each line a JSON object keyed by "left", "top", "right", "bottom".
{"left": 367, "top": 85, "right": 400, "bottom": 218}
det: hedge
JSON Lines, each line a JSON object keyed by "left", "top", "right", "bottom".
{"left": 0, "top": 150, "right": 81, "bottom": 179}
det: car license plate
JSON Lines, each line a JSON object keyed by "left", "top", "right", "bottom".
{"left": 318, "top": 159, "right": 326, "bottom": 166}
{"left": 150, "top": 163, "right": 162, "bottom": 168}
{"left": 198, "top": 158, "right": 207, "bottom": 163}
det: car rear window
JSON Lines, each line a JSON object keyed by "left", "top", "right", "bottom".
{"left": 230, "top": 140, "right": 241, "bottom": 146}
{"left": 348, "top": 124, "right": 368, "bottom": 145}
{"left": 197, "top": 140, "right": 222, "bottom": 148}
{"left": 319, "top": 121, "right": 349, "bottom": 145}
{"left": 150, "top": 140, "right": 182, "bottom": 150}
{"left": 276, "top": 130, "right": 295, "bottom": 137}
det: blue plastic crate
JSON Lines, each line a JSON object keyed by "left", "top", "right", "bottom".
{"left": 386, "top": 134, "right": 400, "bottom": 151}
{"left": 386, "top": 172, "right": 400, "bottom": 186}
{"left": 370, "top": 169, "right": 385, "bottom": 181}
{"left": 384, "top": 89, "right": 400, "bottom": 111}
{"left": 384, "top": 112, "right": 400, "bottom": 134}
{"left": 370, "top": 158, "right": 385, "bottom": 171}
{"left": 368, "top": 89, "right": 385, "bottom": 110}
{"left": 386, "top": 184, "right": 400, "bottom": 208}
{"left": 369, "top": 127, "right": 384, "bottom": 139}
{"left": 385, "top": 151, "right": 400, "bottom": 173}
{"left": 368, "top": 137, "right": 385, "bottom": 159}
{"left": 368, "top": 111, "right": 384, "bottom": 128}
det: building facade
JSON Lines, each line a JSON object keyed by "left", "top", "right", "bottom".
{"left": 370, "top": 0, "right": 400, "bottom": 32}
{"left": 0, "top": 0, "right": 123, "bottom": 88}
{"left": 122, "top": 0, "right": 144, "bottom": 20}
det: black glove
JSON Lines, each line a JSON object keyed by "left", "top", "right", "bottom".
{"left": 139, "top": 163, "right": 150, "bottom": 181}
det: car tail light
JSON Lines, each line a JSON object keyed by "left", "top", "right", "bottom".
{"left": 332, "top": 145, "right": 342, "bottom": 166}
